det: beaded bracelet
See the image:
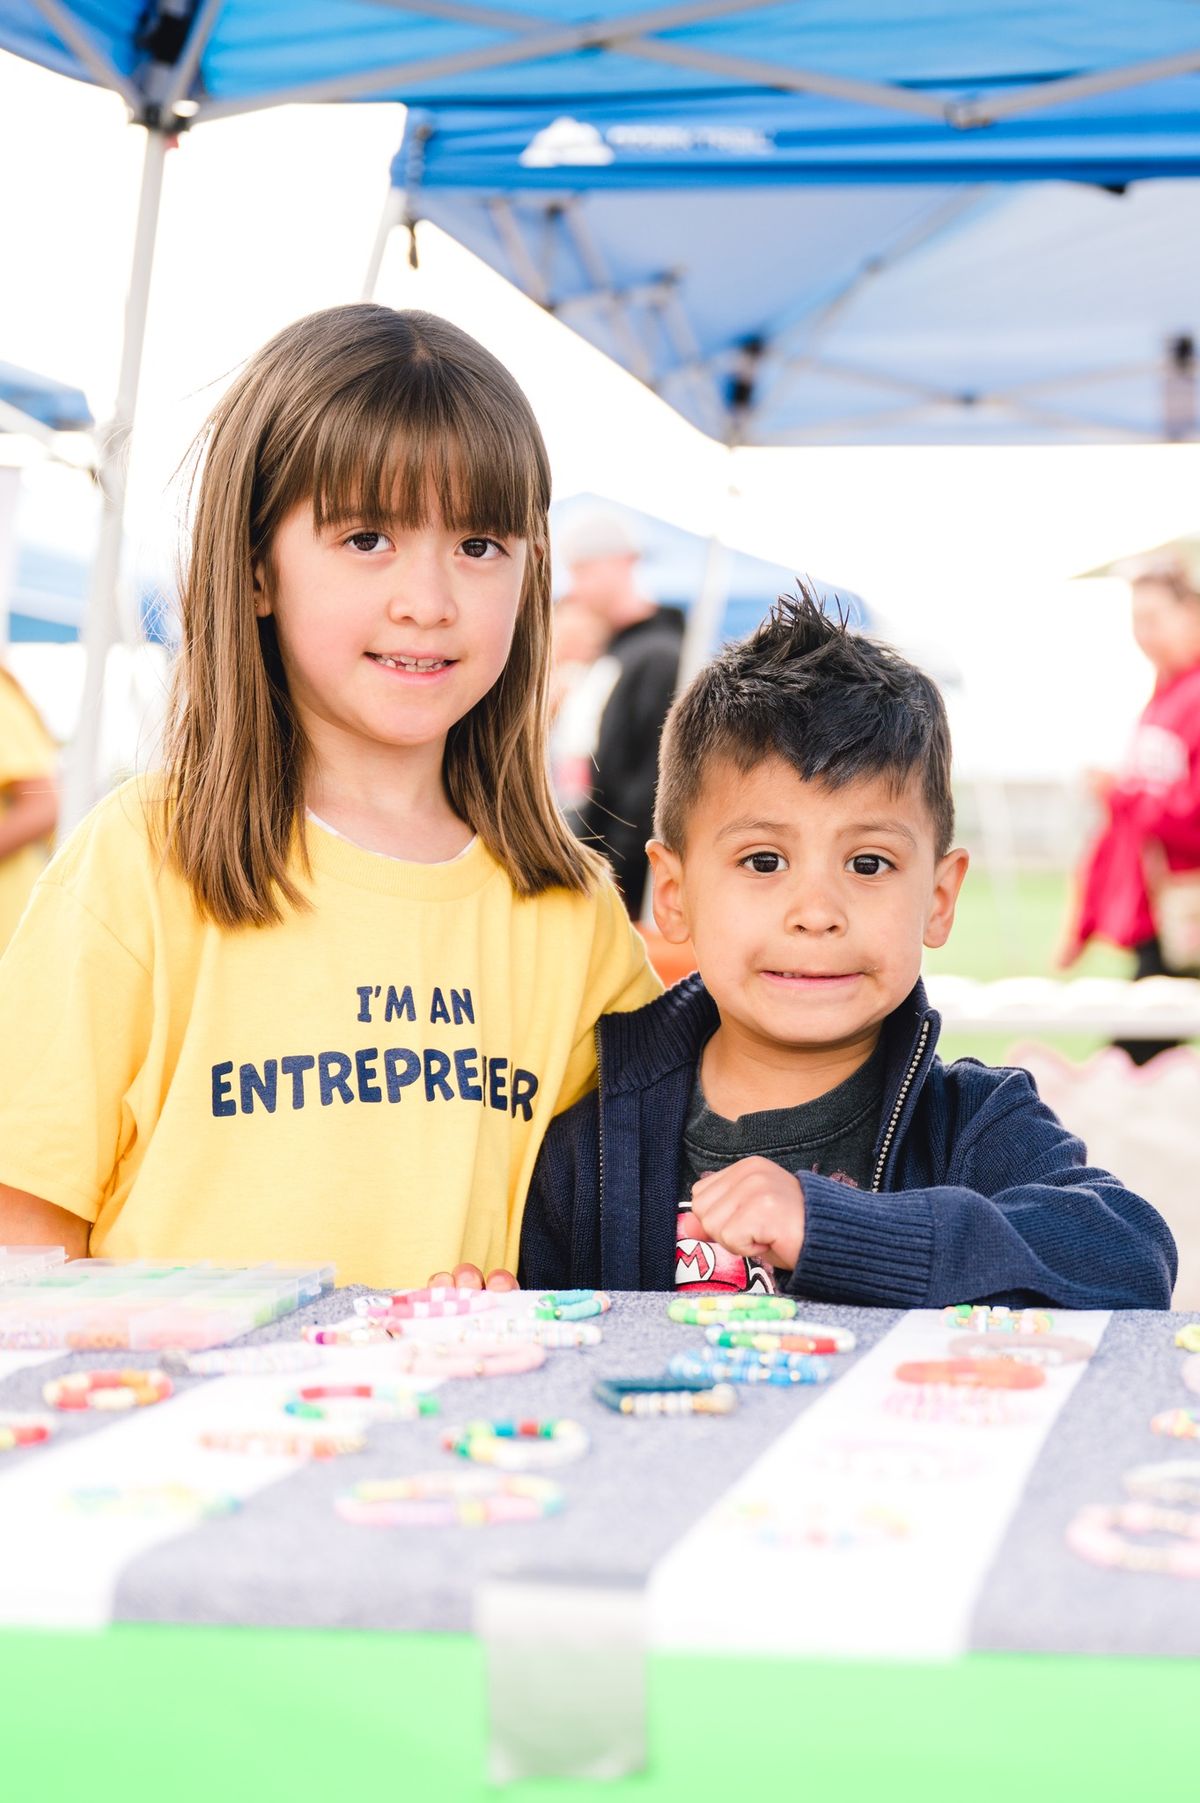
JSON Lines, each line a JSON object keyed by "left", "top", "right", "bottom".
{"left": 44, "top": 1369, "right": 174, "bottom": 1412}
{"left": 442, "top": 1418, "right": 589, "bottom": 1469}
{"left": 949, "top": 1332, "right": 1092, "bottom": 1367}
{"left": 594, "top": 1377, "right": 737, "bottom": 1416}
{"left": 726, "top": 1497, "right": 911, "bottom": 1551}
{"left": 1067, "top": 1501, "right": 1200, "bottom": 1578}
{"left": 668, "top": 1296, "right": 796, "bottom": 1326}
{"left": 882, "top": 1384, "right": 1024, "bottom": 1428}
{"left": 336, "top": 1470, "right": 565, "bottom": 1527}
{"left": 65, "top": 1483, "right": 240, "bottom": 1518}
{"left": 199, "top": 1426, "right": 365, "bottom": 1458}
{"left": 384, "top": 1339, "right": 546, "bottom": 1379}
{"left": 668, "top": 1350, "right": 830, "bottom": 1387}
{"left": 1124, "top": 1460, "right": 1200, "bottom": 1506}
{"left": 382, "top": 1286, "right": 512, "bottom": 1319}
{"left": 1182, "top": 1355, "right": 1200, "bottom": 1398}
{"left": 166, "top": 1343, "right": 323, "bottom": 1377}
{"left": 1174, "top": 1324, "right": 1200, "bottom": 1353}
{"left": 304, "top": 1322, "right": 396, "bottom": 1349}
{"left": 1151, "top": 1407, "right": 1200, "bottom": 1440}
{"left": 532, "top": 1290, "right": 611, "bottom": 1321}
{"left": 0, "top": 1413, "right": 55, "bottom": 1451}
{"left": 705, "top": 1325, "right": 855, "bottom": 1355}
{"left": 895, "top": 1358, "right": 1045, "bottom": 1391}
{"left": 368, "top": 1312, "right": 603, "bottom": 1350}
{"left": 943, "top": 1304, "right": 1055, "bottom": 1335}
{"left": 284, "top": 1385, "right": 441, "bottom": 1423}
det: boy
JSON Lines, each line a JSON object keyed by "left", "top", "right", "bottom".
{"left": 519, "top": 595, "right": 1176, "bottom": 1307}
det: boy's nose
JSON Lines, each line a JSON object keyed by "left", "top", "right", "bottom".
{"left": 783, "top": 882, "right": 846, "bottom": 934}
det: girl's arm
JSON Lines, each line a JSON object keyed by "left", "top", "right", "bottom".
{"left": 0, "top": 778, "right": 58, "bottom": 860}
{"left": 0, "top": 1182, "right": 89, "bottom": 1257}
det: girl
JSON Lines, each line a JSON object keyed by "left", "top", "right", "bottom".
{"left": 0, "top": 306, "right": 659, "bottom": 1287}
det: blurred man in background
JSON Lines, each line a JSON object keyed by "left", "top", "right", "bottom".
{"left": 560, "top": 512, "right": 684, "bottom": 916}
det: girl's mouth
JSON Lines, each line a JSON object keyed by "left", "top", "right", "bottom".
{"left": 366, "top": 652, "right": 455, "bottom": 674}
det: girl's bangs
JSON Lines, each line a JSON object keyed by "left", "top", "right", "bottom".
{"left": 304, "top": 379, "right": 546, "bottom": 543}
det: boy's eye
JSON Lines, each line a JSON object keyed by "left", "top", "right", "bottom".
{"left": 345, "top": 530, "right": 392, "bottom": 554}
{"left": 849, "top": 854, "right": 893, "bottom": 877}
{"left": 460, "top": 536, "right": 505, "bottom": 560}
{"left": 741, "top": 851, "right": 787, "bottom": 875}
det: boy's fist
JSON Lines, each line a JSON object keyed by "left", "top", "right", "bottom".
{"left": 678, "top": 1157, "right": 806, "bottom": 1272}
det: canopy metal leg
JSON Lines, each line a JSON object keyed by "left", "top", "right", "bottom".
{"left": 61, "top": 126, "right": 169, "bottom": 831}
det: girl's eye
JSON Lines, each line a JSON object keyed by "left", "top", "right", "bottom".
{"left": 849, "top": 854, "right": 894, "bottom": 877}
{"left": 345, "top": 530, "right": 392, "bottom": 554}
{"left": 460, "top": 536, "right": 504, "bottom": 560}
{"left": 742, "top": 852, "right": 786, "bottom": 875}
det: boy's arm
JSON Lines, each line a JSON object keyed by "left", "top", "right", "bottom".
{"left": 789, "top": 1073, "right": 1176, "bottom": 1310}
{"left": 517, "top": 1104, "right": 600, "bottom": 1291}
{"left": 0, "top": 1183, "right": 89, "bottom": 1258}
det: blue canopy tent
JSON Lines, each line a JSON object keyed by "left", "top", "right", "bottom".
{"left": 2, "top": 2, "right": 1198, "bottom": 814}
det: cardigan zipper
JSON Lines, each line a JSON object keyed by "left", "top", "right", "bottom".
{"left": 870, "top": 1017, "right": 931, "bottom": 1193}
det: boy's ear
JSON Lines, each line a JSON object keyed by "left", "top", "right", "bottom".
{"left": 924, "top": 847, "right": 970, "bottom": 950}
{"left": 646, "top": 840, "right": 690, "bottom": 944}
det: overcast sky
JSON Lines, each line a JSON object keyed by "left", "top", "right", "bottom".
{"left": 2, "top": 47, "right": 1200, "bottom": 778}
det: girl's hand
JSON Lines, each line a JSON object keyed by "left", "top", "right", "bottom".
{"left": 426, "top": 1263, "right": 520, "bottom": 1292}
{"left": 679, "top": 1158, "right": 806, "bottom": 1271}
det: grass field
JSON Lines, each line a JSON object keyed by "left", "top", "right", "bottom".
{"left": 926, "top": 865, "right": 1151, "bottom": 1063}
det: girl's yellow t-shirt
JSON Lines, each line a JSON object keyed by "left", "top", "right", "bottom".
{"left": 0, "top": 668, "right": 56, "bottom": 953}
{"left": 0, "top": 781, "right": 661, "bottom": 1285}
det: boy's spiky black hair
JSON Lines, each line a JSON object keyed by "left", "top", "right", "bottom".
{"left": 654, "top": 587, "right": 954, "bottom": 855}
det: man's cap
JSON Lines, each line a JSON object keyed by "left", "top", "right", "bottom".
{"left": 558, "top": 510, "right": 641, "bottom": 566}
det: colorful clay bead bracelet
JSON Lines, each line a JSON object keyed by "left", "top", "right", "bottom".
{"left": 706, "top": 1324, "right": 855, "bottom": 1355}
{"left": 943, "top": 1304, "right": 1055, "bottom": 1335}
{"left": 442, "top": 1418, "right": 589, "bottom": 1469}
{"left": 65, "top": 1484, "right": 240, "bottom": 1518}
{"left": 381, "top": 1287, "right": 509, "bottom": 1319}
{"left": 1174, "top": 1324, "right": 1200, "bottom": 1353}
{"left": 1067, "top": 1501, "right": 1200, "bottom": 1578}
{"left": 594, "top": 1376, "right": 737, "bottom": 1416}
{"left": 335, "top": 1470, "right": 565, "bottom": 1527}
{"left": 1182, "top": 1355, "right": 1200, "bottom": 1398}
{"left": 1151, "top": 1408, "right": 1200, "bottom": 1440}
{"left": 385, "top": 1339, "right": 546, "bottom": 1379}
{"left": 668, "top": 1297, "right": 796, "bottom": 1326}
{"left": 668, "top": 1351, "right": 830, "bottom": 1387}
{"left": 1124, "top": 1460, "right": 1200, "bottom": 1506}
{"left": 0, "top": 1414, "right": 55, "bottom": 1450}
{"left": 166, "top": 1343, "right": 323, "bottom": 1377}
{"left": 199, "top": 1426, "right": 364, "bottom": 1458}
{"left": 532, "top": 1290, "right": 611, "bottom": 1321}
{"left": 894, "top": 1358, "right": 1045, "bottom": 1391}
{"left": 44, "top": 1368, "right": 173, "bottom": 1411}
{"left": 284, "top": 1385, "right": 441, "bottom": 1422}
{"left": 304, "top": 1322, "right": 395, "bottom": 1349}
{"left": 882, "top": 1385, "right": 1023, "bottom": 1427}
{"left": 949, "top": 1332, "right": 1092, "bottom": 1367}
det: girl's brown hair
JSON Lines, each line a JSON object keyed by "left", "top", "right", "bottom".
{"left": 161, "top": 304, "right": 604, "bottom": 926}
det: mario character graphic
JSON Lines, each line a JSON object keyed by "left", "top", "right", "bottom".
{"left": 674, "top": 1199, "right": 776, "bottom": 1295}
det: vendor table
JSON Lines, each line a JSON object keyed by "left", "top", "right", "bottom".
{"left": 1, "top": 1292, "right": 1196, "bottom": 1800}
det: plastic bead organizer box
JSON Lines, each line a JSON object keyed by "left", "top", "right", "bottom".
{"left": 0, "top": 1249, "right": 334, "bottom": 1351}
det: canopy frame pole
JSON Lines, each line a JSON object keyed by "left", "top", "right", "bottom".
{"left": 362, "top": 184, "right": 408, "bottom": 298}
{"left": 26, "top": 0, "right": 143, "bottom": 110}
{"left": 677, "top": 444, "right": 738, "bottom": 693}
{"left": 191, "top": 0, "right": 948, "bottom": 124}
{"left": 157, "top": 0, "right": 227, "bottom": 117}
{"left": 61, "top": 126, "right": 169, "bottom": 830}
{"left": 487, "top": 198, "right": 552, "bottom": 303}
{"left": 951, "top": 49, "right": 1200, "bottom": 128}
{"left": 554, "top": 204, "right": 658, "bottom": 383}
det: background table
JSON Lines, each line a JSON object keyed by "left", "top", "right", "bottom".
{"left": 1, "top": 1291, "right": 1196, "bottom": 1799}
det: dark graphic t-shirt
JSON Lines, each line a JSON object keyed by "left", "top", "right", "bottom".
{"left": 674, "top": 1041, "right": 886, "bottom": 1293}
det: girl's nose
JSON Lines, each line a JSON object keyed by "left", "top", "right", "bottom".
{"left": 386, "top": 550, "right": 456, "bottom": 626}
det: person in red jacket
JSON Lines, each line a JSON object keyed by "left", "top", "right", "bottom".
{"left": 1063, "top": 559, "right": 1200, "bottom": 1062}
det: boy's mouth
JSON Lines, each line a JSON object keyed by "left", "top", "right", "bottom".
{"left": 760, "top": 969, "right": 863, "bottom": 987}
{"left": 365, "top": 652, "right": 456, "bottom": 673}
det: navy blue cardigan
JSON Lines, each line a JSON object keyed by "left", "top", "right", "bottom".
{"left": 519, "top": 975, "right": 1176, "bottom": 1308}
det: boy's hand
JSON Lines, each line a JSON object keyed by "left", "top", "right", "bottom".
{"left": 679, "top": 1158, "right": 806, "bottom": 1271}
{"left": 426, "top": 1263, "right": 519, "bottom": 1292}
